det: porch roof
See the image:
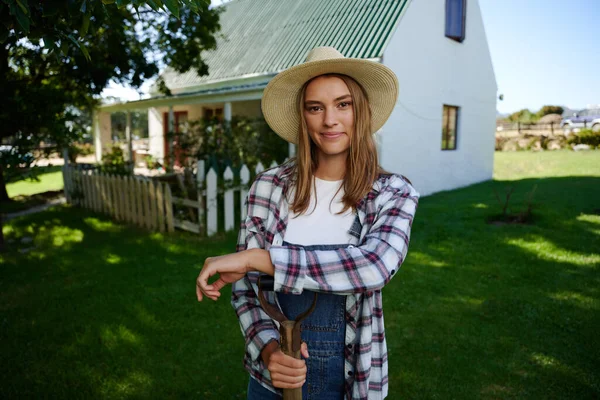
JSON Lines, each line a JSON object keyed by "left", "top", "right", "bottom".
{"left": 98, "top": 81, "right": 269, "bottom": 113}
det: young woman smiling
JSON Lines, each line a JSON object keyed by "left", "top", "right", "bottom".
{"left": 196, "top": 47, "right": 420, "bottom": 400}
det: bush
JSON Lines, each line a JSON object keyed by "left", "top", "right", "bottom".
{"left": 100, "top": 146, "right": 131, "bottom": 176}
{"left": 66, "top": 142, "right": 95, "bottom": 163}
{"left": 567, "top": 129, "right": 600, "bottom": 149}
{"left": 178, "top": 116, "right": 288, "bottom": 173}
{"left": 144, "top": 154, "right": 161, "bottom": 169}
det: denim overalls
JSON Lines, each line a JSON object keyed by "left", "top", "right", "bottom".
{"left": 247, "top": 241, "right": 347, "bottom": 400}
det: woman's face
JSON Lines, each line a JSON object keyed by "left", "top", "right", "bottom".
{"left": 303, "top": 75, "right": 354, "bottom": 159}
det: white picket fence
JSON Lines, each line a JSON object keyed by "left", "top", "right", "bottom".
{"left": 62, "top": 160, "right": 278, "bottom": 236}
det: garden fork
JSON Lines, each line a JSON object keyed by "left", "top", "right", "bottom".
{"left": 257, "top": 275, "right": 318, "bottom": 400}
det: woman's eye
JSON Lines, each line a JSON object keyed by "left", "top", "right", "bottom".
{"left": 309, "top": 106, "right": 322, "bottom": 112}
{"left": 339, "top": 101, "right": 352, "bottom": 108}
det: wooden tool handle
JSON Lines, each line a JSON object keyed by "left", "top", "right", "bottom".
{"left": 280, "top": 321, "right": 303, "bottom": 400}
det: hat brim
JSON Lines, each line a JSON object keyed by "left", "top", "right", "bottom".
{"left": 261, "top": 58, "right": 399, "bottom": 144}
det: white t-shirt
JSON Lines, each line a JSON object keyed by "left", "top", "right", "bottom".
{"left": 284, "top": 176, "right": 356, "bottom": 246}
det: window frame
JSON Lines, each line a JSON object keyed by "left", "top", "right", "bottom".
{"left": 442, "top": 105, "right": 459, "bottom": 151}
{"left": 445, "top": 0, "right": 467, "bottom": 43}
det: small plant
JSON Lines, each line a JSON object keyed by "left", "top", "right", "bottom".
{"left": 489, "top": 184, "right": 537, "bottom": 224}
{"left": 100, "top": 145, "right": 131, "bottom": 176}
{"left": 144, "top": 154, "right": 162, "bottom": 169}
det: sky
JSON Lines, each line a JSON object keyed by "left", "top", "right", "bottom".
{"left": 101, "top": 0, "right": 600, "bottom": 114}
{"left": 479, "top": 0, "right": 600, "bottom": 114}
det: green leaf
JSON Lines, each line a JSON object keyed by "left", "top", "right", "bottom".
{"left": 115, "top": 0, "right": 127, "bottom": 9}
{"left": 68, "top": 34, "right": 91, "bottom": 61}
{"left": 43, "top": 35, "right": 56, "bottom": 49}
{"left": 78, "top": 41, "right": 90, "bottom": 61}
{"left": 15, "top": 0, "right": 28, "bottom": 15}
{"left": 79, "top": 0, "right": 86, "bottom": 13}
{"left": 80, "top": 12, "right": 90, "bottom": 36}
{"left": 59, "top": 38, "right": 69, "bottom": 55}
{"left": 146, "top": 0, "right": 162, "bottom": 12}
{"left": 10, "top": 3, "right": 29, "bottom": 33}
{"left": 163, "top": 0, "right": 179, "bottom": 18}
{"left": 101, "top": 0, "right": 116, "bottom": 4}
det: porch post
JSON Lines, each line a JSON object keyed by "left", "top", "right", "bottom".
{"left": 125, "top": 111, "right": 134, "bottom": 172}
{"left": 167, "top": 106, "right": 175, "bottom": 172}
{"left": 93, "top": 110, "right": 112, "bottom": 164}
{"left": 288, "top": 142, "right": 296, "bottom": 159}
{"left": 224, "top": 102, "right": 232, "bottom": 121}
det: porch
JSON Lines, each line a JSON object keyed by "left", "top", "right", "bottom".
{"left": 94, "top": 82, "right": 295, "bottom": 174}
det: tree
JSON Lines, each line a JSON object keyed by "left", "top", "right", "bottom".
{"left": 507, "top": 109, "right": 536, "bottom": 123}
{"left": 0, "top": 0, "right": 222, "bottom": 202}
{"left": 0, "top": 0, "right": 222, "bottom": 251}
{"left": 535, "top": 105, "right": 564, "bottom": 120}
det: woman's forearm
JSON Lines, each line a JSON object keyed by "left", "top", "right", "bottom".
{"left": 247, "top": 248, "right": 275, "bottom": 276}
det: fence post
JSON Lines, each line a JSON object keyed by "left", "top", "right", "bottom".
{"left": 156, "top": 181, "right": 165, "bottom": 233}
{"left": 164, "top": 183, "right": 175, "bottom": 233}
{"left": 197, "top": 160, "right": 205, "bottom": 235}
{"left": 148, "top": 179, "right": 158, "bottom": 231}
{"left": 255, "top": 162, "right": 265, "bottom": 175}
{"left": 135, "top": 178, "right": 144, "bottom": 228}
{"left": 517, "top": 121, "right": 521, "bottom": 134}
{"left": 224, "top": 166, "right": 234, "bottom": 232}
{"left": 62, "top": 164, "right": 71, "bottom": 203}
{"left": 206, "top": 168, "right": 218, "bottom": 236}
{"left": 240, "top": 164, "right": 250, "bottom": 221}
{"left": 550, "top": 122, "right": 554, "bottom": 136}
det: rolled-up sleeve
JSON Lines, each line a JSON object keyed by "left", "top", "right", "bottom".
{"left": 231, "top": 182, "right": 280, "bottom": 365}
{"left": 269, "top": 176, "right": 419, "bottom": 295}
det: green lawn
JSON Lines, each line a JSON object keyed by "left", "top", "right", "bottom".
{"left": 1, "top": 151, "right": 599, "bottom": 399}
{"left": 6, "top": 165, "right": 65, "bottom": 198}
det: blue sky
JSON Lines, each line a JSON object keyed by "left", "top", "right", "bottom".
{"left": 480, "top": 0, "right": 600, "bottom": 113}
{"left": 102, "top": 0, "right": 600, "bottom": 114}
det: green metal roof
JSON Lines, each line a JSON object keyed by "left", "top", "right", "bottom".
{"left": 158, "top": 0, "right": 410, "bottom": 91}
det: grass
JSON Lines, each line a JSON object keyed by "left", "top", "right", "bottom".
{"left": 2, "top": 166, "right": 65, "bottom": 214}
{"left": 6, "top": 165, "right": 65, "bottom": 198}
{"left": 1, "top": 150, "right": 599, "bottom": 399}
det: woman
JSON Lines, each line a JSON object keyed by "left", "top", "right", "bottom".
{"left": 196, "top": 47, "right": 420, "bottom": 400}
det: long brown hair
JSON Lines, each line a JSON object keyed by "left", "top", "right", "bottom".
{"left": 287, "top": 73, "right": 388, "bottom": 215}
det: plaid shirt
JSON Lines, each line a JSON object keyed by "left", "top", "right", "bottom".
{"left": 232, "top": 160, "right": 420, "bottom": 400}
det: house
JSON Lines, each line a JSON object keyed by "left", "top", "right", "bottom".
{"left": 96, "top": 0, "right": 497, "bottom": 196}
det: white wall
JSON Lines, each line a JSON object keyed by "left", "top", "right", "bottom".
{"left": 381, "top": 0, "right": 497, "bottom": 196}
{"left": 148, "top": 108, "right": 164, "bottom": 162}
{"left": 94, "top": 111, "right": 111, "bottom": 163}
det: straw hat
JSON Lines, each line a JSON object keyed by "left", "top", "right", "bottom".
{"left": 261, "top": 46, "right": 399, "bottom": 144}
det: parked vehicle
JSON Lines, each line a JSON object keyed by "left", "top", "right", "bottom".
{"left": 561, "top": 108, "right": 600, "bottom": 133}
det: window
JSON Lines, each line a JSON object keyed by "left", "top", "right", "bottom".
{"left": 203, "top": 107, "right": 224, "bottom": 120}
{"left": 446, "top": 0, "right": 466, "bottom": 42}
{"left": 442, "top": 105, "right": 459, "bottom": 150}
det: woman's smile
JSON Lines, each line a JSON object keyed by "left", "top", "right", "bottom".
{"left": 321, "top": 131, "right": 345, "bottom": 139}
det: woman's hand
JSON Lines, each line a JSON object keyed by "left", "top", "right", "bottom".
{"left": 262, "top": 341, "right": 310, "bottom": 389}
{"left": 196, "top": 252, "right": 249, "bottom": 301}
{"left": 195, "top": 249, "right": 275, "bottom": 301}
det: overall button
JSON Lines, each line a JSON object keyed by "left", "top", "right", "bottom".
{"left": 347, "top": 371, "right": 354, "bottom": 376}
{"left": 347, "top": 344, "right": 353, "bottom": 349}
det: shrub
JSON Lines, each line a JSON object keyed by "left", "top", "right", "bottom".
{"left": 144, "top": 154, "right": 161, "bottom": 169}
{"left": 178, "top": 116, "right": 288, "bottom": 173}
{"left": 100, "top": 146, "right": 131, "bottom": 176}
{"left": 567, "top": 129, "right": 600, "bottom": 148}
